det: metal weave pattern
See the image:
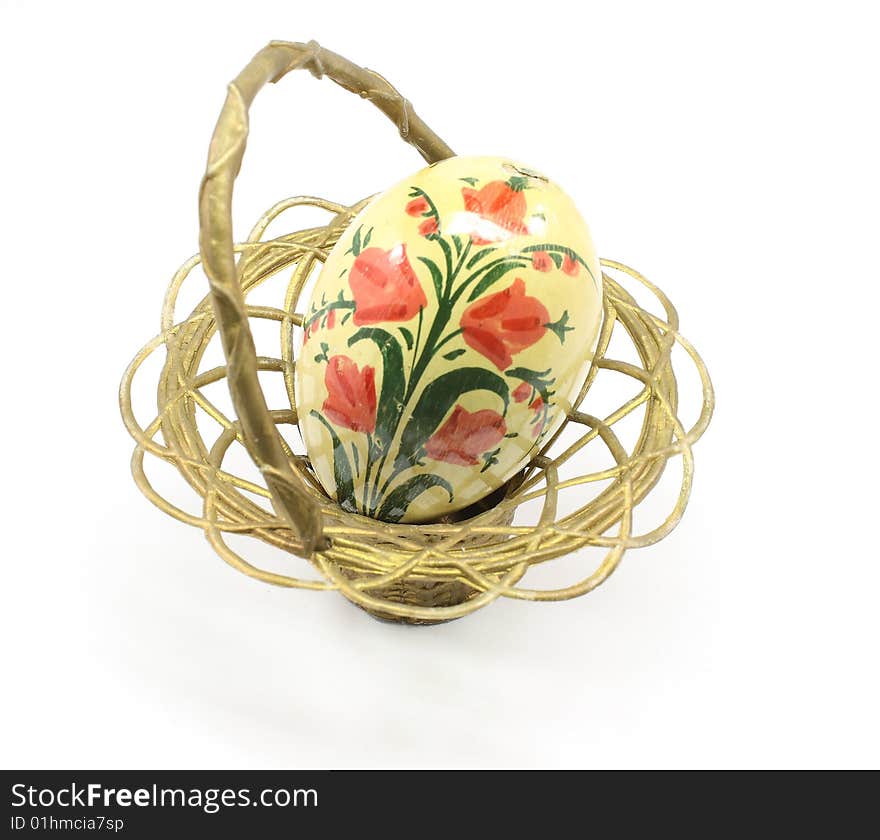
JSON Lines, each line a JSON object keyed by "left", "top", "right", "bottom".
{"left": 119, "top": 41, "right": 712, "bottom": 622}
{"left": 120, "top": 195, "right": 713, "bottom": 621}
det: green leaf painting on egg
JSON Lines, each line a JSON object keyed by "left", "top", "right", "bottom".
{"left": 295, "top": 156, "right": 604, "bottom": 523}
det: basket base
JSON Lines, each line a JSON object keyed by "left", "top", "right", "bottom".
{"left": 333, "top": 480, "right": 519, "bottom": 624}
{"left": 341, "top": 575, "right": 478, "bottom": 625}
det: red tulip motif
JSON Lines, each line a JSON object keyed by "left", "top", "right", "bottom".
{"left": 348, "top": 245, "right": 427, "bottom": 326}
{"left": 424, "top": 405, "right": 507, "bottom": 466}
{"left": 322, "top": 355, "right": 377, "bottom": 434}
{"left": 512, "top": 381, "right": 532, "bottom": 403}
{"left": 418, "top": 217, "right": 439, "bottom": 237}
{"left": 460, "top": 278, "right": 549, "bottom": 370}
{"left": 562, "top": 254, "right": 580, "bottom": 276}
{"left": 531, "top": 251, "right": 553, "bottom": 272}
{"left": 405, "top": 196, "right": 429, "bottom": 216}
{"left": 462, "top": 178, "right": 531, "bottom": 244}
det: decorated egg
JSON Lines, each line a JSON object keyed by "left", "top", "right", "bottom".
{"left": 295, "top": 155, "right": 603, "bottom": 523}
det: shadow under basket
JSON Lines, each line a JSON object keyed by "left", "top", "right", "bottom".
{"left": 119, "top": 40, "right": 714, "bottom": 625}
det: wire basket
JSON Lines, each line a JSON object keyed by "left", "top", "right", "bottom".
{"left": 119, "top": 41, "right": 714, "bottom": 624}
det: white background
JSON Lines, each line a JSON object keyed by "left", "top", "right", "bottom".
{"left": 1, "top": 0, "right": 877, "bottom": 769}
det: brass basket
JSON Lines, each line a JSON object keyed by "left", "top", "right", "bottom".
{"left": 119, "top": 41, "right": 714, "bottom": 624}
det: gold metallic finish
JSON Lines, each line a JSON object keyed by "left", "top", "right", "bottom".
{"left": 119, "top": 41, "right": 713, "bottom": 623}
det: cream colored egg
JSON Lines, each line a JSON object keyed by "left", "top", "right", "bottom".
{"left": 294, "top": 155, "right": 602, "bottom": 522}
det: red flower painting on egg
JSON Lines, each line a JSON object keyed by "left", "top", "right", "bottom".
{"left": 460, "top": 278, "right": 549, "bottom": 370}
{"left": 562, "top": 254, "right": 580, "bottom": 276}
{"left": 512, "top": 381, "right": 532, "bottom": 403}
{"left": 405, "top": 196, "right": 429, "bottom": 216}
{"left": 424, "top": 405, "right": 507, "bottom": 467}
{"left": 531, "top": 251, "right": 553, "bottom": 272}
{"left": 322, "top": 355, "right": 377, "bottom": 434}
{"left": 462, "top": 178, "right": 530, "bottom": 244}
{"left": 348, "top": 245, "right": 427, "bottom": 326}
{"left": 300, "top": 163, "right": 596, "bottom": 523}
{"left": 418, "top": 217, "right": 439, "bottom": 237}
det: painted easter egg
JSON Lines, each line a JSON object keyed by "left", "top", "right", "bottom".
{"left": 295, "top": 155, "right": 603, "bottom": 523}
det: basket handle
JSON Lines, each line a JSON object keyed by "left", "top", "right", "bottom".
{"left": 198, "top": 41, "right": 454, "bottom": 554}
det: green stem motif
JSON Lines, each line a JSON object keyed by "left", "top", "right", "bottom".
{"left": 433, "top": 328, "right": 464, "bottom": 356}
{"left": 445, "top": 237, "right": 473, "bottom": 297}
{"left": 364, "top": 305, "right": 446, "bottom": 509}
{"left": 368, "top": 441, "right": 393, "bottom": 515}
{"left": 361, "top": 433, "right": 374, "bottom": 514}
{"left": 323, "top": 186, "right": 591, "bottom": 521}
{"left": 304, "top": 299, "right": 356, "bottom": 330}
{"left": 372, "top": 463, "right": 407, "bottom": 514}
{"left": 519, "top": 243, "right": 597, "bottom": 285}
{"left": 408, "top": 186, "right": 441, "bottom": 225}
{"left": 410, "top": 306, "right": 424, "bottom": 380}
{"left": 451, "top": 254, "right": 528, "bottom": 307}
{"left": 362, "top": 235, "right": 473, "bottom": 509}
{"left": 402, "top": 238, "right": 475, "bottom": 404}
{"left": 403, "top": 303, "right": 449, "bottom": 405}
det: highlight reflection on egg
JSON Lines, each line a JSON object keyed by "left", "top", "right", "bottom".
{"left": 295, "top": 156, "right": 603, "bottom": 523}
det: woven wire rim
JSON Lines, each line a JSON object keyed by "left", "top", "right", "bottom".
{"left": 119, "top": 193, "right": 714, "bottom": 621}
{"left": 120, "top": 40, "right": 713, "bottom": 620}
